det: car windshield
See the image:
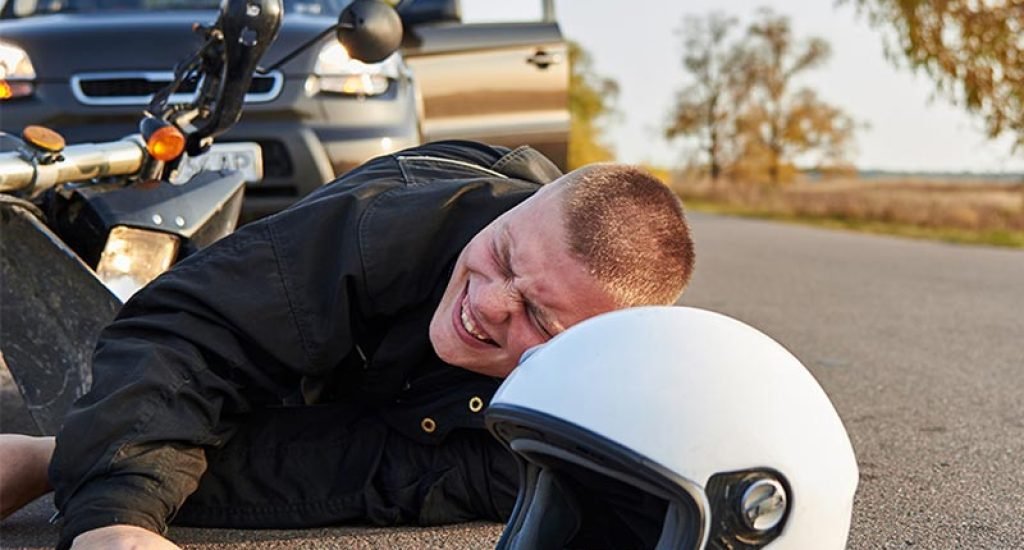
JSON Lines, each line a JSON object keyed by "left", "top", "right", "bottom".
{"left": 1, "top": 0, "right": 351, "bottom": 18}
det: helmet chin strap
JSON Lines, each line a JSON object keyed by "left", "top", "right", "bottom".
{"left": 505, "top": 467, "right": 581, "bottom": 550}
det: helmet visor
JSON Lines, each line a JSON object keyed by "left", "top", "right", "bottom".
{"left": 489, "top": 405, "right": 708, "bottom": 550}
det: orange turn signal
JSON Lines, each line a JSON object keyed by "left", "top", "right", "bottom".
{"left": 23, "top": 125, "right": 66, "bottom": 153}
{"left": 0, "top": 81, "right": 12, "bottom": 100}
{"left": 146, "top": 125, "right": 186, "bottom": 162}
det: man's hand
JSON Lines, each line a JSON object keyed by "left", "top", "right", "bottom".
{"left": 70, "top": 525, "right": 181, "bottom": 550}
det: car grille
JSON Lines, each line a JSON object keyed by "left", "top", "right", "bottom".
{"left": 71, "top": 71, "right": 282, "bottom": 106}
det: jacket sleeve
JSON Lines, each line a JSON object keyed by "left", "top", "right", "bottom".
{"left": 48, "top": 172, "right": 382, "bottom": 548}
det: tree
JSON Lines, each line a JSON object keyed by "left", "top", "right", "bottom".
{"left": 665, "top": 8, "right": 857, "bottom": 184}
{"left": 568, "top": 41, "right": 619, "bottom": 168}
{"left": 732, "top": 88, "right": 857, "bottom": 181}
{"left": 665, "top": 12, "right": 743, "bottom": 182}
{"left": 733, "top": 8, "right": 856, "bottom": 184}
{"left": 852, "top": 0, "right": 1024, "bottom": 147}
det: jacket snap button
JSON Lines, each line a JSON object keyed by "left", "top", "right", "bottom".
{"left": 468, "top": 396, "right": 484, "bottom": 413}
{"left": 420, "top": 417, "right": 437, "bottom": 434}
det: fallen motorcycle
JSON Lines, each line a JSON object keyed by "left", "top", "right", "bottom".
{"left": 0, "top": 0, "right": 403, "bottom": 434}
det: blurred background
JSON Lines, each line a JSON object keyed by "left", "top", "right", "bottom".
{"left": 464, "top": 0, "right": 1024, "bottom": 247}
{"left": 522, "top": 0, "right": 1024, "bottom": 173}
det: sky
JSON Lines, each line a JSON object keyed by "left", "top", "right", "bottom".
{"left": 462, "top": 0, "right": 1024, "bottom": 174}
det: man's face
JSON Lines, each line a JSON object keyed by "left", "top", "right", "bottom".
{"left": 429, "top": 186, "right": 620, "bottom": 378}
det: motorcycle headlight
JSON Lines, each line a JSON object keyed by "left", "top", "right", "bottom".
{"left": 0, "top": 40, "right": 36, "bottom": 100}
{"left": 96, "top": 226, "right": 180, "bottom": 302}
{"left": 306, "top": 41, "right": 401, "bottom": 97}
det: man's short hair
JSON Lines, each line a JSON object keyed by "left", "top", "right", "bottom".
{"left": 558, "top": 164, "right": 695, "bottom": 307}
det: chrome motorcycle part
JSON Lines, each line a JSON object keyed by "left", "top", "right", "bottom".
{"left": 0, "top": 138, "right": 146, "bottom": 195}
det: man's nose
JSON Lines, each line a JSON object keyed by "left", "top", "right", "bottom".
{"left": 474, "top": 278, "right": 513, "bottom": 326}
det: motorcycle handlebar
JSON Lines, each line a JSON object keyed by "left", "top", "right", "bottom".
{"left": 0, "top": 137, "right": 147, "bottom": 194}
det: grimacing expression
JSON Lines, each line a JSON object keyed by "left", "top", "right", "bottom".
{"left": 429, "top": 185, "right": 620, "bottom": 378}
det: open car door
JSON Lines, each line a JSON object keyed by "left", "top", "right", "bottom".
{"left": 399, "top": 0, "right": 569, "bottom": 169}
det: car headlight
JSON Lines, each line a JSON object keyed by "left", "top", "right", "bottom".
{"left": 96, "top": 226, "right": 180, "bottom": 302}
{"left": 306, "top": 41, "right": 401, "bottom": 97}
{"left": 0, "top": 40, "right": 36, "bottom": 100}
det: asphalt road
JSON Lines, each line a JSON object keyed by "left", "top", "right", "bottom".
{"left": 682, "top": 213, "right": 1024, "bottom": 549}
{"left": 3, "top": 212, "right": 1023, "bottom": 548}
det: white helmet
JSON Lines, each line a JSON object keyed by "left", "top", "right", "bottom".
{"left": 486, "top": 306, "right": 858, "bottom": 549}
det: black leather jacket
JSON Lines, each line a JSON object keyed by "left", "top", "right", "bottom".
{"left": 49, "top": 141, "right": 563, "bottom": 545}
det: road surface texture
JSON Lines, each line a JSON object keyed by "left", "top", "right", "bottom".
{"left": 3, "top": 212, "right": 1023, "bottom": 548}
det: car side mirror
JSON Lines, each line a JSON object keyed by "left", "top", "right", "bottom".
{"left": 337, "top": 0, "right": 403, "bottom": 63}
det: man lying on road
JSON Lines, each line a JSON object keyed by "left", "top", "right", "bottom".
{"left": 0, "top": 140, "right": 694, "bottom": 549}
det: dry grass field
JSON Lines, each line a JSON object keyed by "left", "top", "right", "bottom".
{"left": 669, "top": 176, "right": 1024, "bottom": 247}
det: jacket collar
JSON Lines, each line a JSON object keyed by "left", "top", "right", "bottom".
{"left": 490, "top": 145, "right": 564, "bottom": 185}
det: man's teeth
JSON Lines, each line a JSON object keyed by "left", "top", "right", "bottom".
{"left": 461, "top": 300, "right": 490, "bottom": 341}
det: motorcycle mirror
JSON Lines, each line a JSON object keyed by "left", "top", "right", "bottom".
{"left": 336, "top": 0, "right": 403, "bottom": 63}
{"left": 184, "top": 0, "right": 284, "bottom": 153}
{"left": 257, "top": 0, "right": 401, "bottom": 75}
